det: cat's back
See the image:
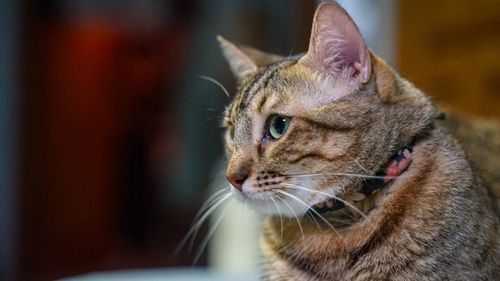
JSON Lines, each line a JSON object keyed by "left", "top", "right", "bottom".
{"left": 442, "top": 113, "right": 500, "bottom": 215}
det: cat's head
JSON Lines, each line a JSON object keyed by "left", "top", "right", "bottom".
{"left": 219, "top": 2, "right": 436, "bottom": 217}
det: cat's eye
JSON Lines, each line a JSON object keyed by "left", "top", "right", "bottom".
{"left": 267, "top": 115, "right": 290, "bottom": 140}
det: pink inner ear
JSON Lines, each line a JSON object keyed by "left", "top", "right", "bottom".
{"left": 302, "top": 2, "right": 370, "bottom": 84}
{"left": 321, "top": 29, "right": 361, "bottom": 75}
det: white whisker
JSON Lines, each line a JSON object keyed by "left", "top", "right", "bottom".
{"left": 188, "top": 191, "right": 232, "bottom": 250}
{"left": 285, "top": 172, "right": 392, "bottom": 180}
{"left": 276, "top": 189, "right": 343, "bottom": 242}
{"left": 199, "top": 75, "right": 230, "bottom": 98}
{"left": 275, "top": 195, "right": 305, "bottom": 241}
{"left": 345, "top": 153, "right": 370, "bottom": 175}
{"left": 193, "top": 200, "right": 234, "bottom": 265}
{"left": 176, "top": 191, "right": 232, "bottom": 254}
{"left": 194, "top": 188, "right": 230, "bottom": 220}
{"left": 283, "top": 184, "right": 367, "bottom": 219}
{"left": 275, "top": 189, "right": 320, "bottom": 229}
{"left": 269, "top": 196, "right": 284, "bottom": 238}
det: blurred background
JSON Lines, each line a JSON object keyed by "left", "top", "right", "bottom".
{"left": 1, "top": 0, "right": 499, "bottom": 280}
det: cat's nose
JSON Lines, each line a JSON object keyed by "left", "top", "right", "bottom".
{"left": 226, "top": 172, "right": 248, "bottom": 191}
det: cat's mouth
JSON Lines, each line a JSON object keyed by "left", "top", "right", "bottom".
{"left": 311, "top": 198, "right": 346, "bottom": 214}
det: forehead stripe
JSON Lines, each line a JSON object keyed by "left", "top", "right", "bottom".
{"left": 242, "top": 61, "right": 291, "bottom": 107}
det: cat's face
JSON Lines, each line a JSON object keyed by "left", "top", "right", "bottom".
{"left": 223, "top": 64, "right": 372, "bottom": 217}
{"left": 220, "top": 2, "right": 435, "bottom": 217}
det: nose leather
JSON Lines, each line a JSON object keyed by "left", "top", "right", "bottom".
{"left": 226, "top": 172, "right": 248, "bottom": 191}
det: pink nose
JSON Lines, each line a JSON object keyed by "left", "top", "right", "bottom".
{"left": 226, "top": 172, "right": 248, "bottom": 191}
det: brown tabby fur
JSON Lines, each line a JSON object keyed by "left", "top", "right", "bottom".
{"left": 442, "top": 114, "right": 500, "bottom": 209}
{"left": 219, "top": 2, "right": 499, "bottom": 280}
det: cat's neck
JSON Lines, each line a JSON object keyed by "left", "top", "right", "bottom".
{"left": 317, "top": 140, "right": 415, "bottom": 215}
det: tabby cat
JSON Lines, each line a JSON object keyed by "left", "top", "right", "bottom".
{"left": 217, "top": 2, "right": 499, "bottom": 280}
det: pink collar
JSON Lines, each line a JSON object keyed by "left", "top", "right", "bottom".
{"left": 359, "top": 142, "right": 414, "bottom": 197}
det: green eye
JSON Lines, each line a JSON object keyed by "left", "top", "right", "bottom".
{"left": 267, "top": 115, "right": 291, "bottom": 139}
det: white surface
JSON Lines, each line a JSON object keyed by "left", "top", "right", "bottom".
{"left": 60, "top": 268, "right": 259, "bottom": 281}
{"left": 209, "top": 199, "right": 262, "bottom": 273}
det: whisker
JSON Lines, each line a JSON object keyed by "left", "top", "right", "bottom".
{"left": 326, "top": 215, "right": 355, "bottom": 225}
{"left": 285, "top": 172, "right": 393, "bottom": 180}
{"left": 345, "top": 153, "right": 370, "bottom": 174}
{"left": 269, "top": 196, "right": 284, "bottom": 238}
{"left": 189, "top": 192, "right": 233, "bottom": 251}
{"left": 276, "top": 189, "right": 343, "bottom": 242}
{"left": 195, "top": 188, "right": 231, "bottom": 220}
{"left": 198, "top": 75, "right": 230, "bottom": 98}
{"left": 283, "top": 184, "right": 367, "bottom": 219}
{"left": 176, "top": 191, "right": 232, "bottom": 254}
{"left": 275, "top": 195, "right": 305, "bottom": 241}
{"left": 193, "top": 199, "right": 234, "bottom": 265}
{"left": 275, "top": 189, "right": 321, "bottom": 230}
{"left": 305, "top": 210, "right": 322, "bottom": 231}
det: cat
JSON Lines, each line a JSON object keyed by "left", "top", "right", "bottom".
{"left": 217, "top": 1, "right": 499, "bottom": 280}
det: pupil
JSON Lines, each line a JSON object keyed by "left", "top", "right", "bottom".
{"left": 275, "top": 118, "right": 286, "bottom": 134}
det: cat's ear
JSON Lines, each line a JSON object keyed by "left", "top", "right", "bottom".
{"left": 300, "top": 2, "right": 371, "bottom": 86}
{"left": 217, "top": 35, "right": 282, "bottom": 80}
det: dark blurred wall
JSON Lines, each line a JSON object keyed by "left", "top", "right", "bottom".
{"left": 14, "top": 1, "right": 313, "bottom": 280}
{"left": 17, "top": 1, "right": 192, "bottom": 280}
{"left": 0, "top": 0, "right": 20, "bottom": 280}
